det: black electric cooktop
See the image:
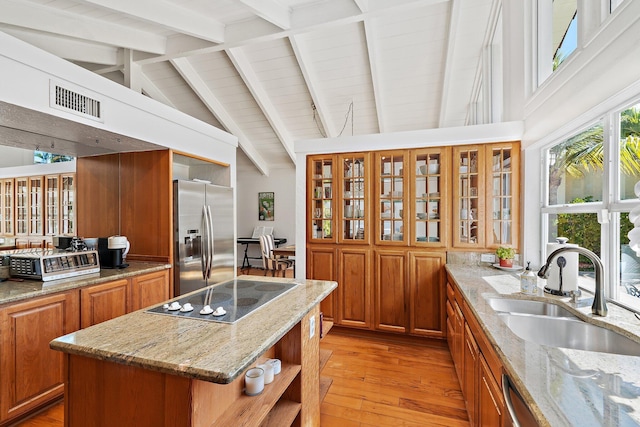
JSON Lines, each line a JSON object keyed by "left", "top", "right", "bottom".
{"left": 146, "top": 279, "right": 298, "bottom": 324}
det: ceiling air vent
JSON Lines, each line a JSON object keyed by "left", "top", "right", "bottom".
{"left": 50, "top": 82, "right": 103, "bottom": 122}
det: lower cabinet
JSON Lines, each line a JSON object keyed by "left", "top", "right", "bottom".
{"left": 80, "top": 279, "right": 129, "bottom": 328}
{"left": 338, "top": 248, "right": 371, "bottom": 328}
{"left": 309, "top": 245, "right": 445, "bottom": 337}
{"left": 446, "top": 276, "right": 506, "bottom": 427}
{"left": 374, "top": 250, "right": 407, "bottom": 333}
{"left": 0, "top": 269, "right": 170, "bottom": 425}
{"left": 0, "top": 291, "right": 79, "bottom": 423}
{"left": 130, "top": 270, "right": 171, "bottom": 311}
{"left": 307, "top": 247, "right": 337, "bottom": 322}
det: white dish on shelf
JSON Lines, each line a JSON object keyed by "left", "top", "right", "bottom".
{"left": 492, "top": 263, "right": 524, "bottom": 271}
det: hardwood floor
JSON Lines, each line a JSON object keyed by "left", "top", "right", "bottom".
{"left": 15, "top": 270, "right": 469, "bottom": 427}
{"left": 320, "top": 328, "right": 469, "bottom": 427}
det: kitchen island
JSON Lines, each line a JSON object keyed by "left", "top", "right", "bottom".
{"left": 446, "top": 264, "right": 640, "bottom": 427}
{"left": 50, "top": 275, "right": 337, "bottom": 427}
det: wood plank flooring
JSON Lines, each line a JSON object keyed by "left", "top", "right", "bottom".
{"left": 320, "top": 328, "right": 469, "bottom": 427}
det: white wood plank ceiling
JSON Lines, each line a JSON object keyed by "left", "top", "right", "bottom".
{"left": 0, "top": 0, "right": 499, "bottom": 175}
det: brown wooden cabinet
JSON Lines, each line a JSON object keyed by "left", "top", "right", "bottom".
{"left": 80, "top": 279, "right": 129, "bottom": 328}
{"left": 374, "top": 249, "right": 407, "bottom": 333}
{"left": 479, "top": 354, "right": 505, "bottom": 426}
{"left": 463, "top": 322, "right": 479, "bottom": 427}
{"left": 446, "top": 275, "right": 506, "bottom": 427}
{"left": 0, "top": 179, "right": 14, "bottom": 235}
{"left": 408, "top": 251, "right": 445, "bottom": 337}
{"left": 452, "top": 142, "right": 520, "bottom": 249}
{"left": 0, "top": 291, "right": 79, "bottom": 424}
{"left": 307, "top": 247, "right": 337, "bottom": 322}
{"left": 130, "top": 270, "right": 171, "bottom": 311}
{"left": 337, "top": 247, "right": 371, "bottom": 328}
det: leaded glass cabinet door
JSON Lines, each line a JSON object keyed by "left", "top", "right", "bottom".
{"left": 61, "top": 174, "right": 75, "bottom": 235}
{"left": 308, "top": 155, "right": 336, "bottom": 242}
{"left": 452, "top": 146, "right": 484, "bottom": 248}
{"left": 45, "top": 175, "right": 60, "bottom": 236}
{"left": 15, "top": 177, "right": 28, "bottom": 235}
{"left": 338, "top": 153, "right": 369, "bottom": 244}
{"left": 375, "top": 151, "right": 406, "bottom": 245}
{"left": 486, "top": 143, "right": 520, "bottom": 249}
{"left": 1, "top": 179, "right": 13, "bottom": 235}
{"left": 411, "top": 148, "right": 449, "bottom": 247}
{"left": 29, "top": 176, "right": 43, "bottom": 235}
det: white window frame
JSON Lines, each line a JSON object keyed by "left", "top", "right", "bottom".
{"left": 540, "top": 100, "right": 640, "bottom": 311}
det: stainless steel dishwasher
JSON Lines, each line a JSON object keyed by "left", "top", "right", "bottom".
{"left": 502, "top": 374, "right": 540, "bottom": 427}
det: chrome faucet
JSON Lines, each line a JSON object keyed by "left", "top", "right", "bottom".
{"left": 538, "top": 246, "right": 608, "bottom": 317}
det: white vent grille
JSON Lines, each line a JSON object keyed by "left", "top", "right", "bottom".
{"left": 50, "top": 82, "right": 102, "bottom": 121}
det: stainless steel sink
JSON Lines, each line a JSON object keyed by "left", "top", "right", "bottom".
{"left": 486, "top": 297, "right": 577, "bottom": 318}
{"left": 497, "top": 313, "right": 640, "bottom": 356}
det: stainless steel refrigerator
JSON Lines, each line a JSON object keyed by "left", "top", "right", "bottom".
{"left": 173, "top": 180, "right": 234, "bottom": 296}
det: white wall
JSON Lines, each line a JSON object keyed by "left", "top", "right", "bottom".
{"left": 237, "top": 164, "right": 296, "bottom": 267}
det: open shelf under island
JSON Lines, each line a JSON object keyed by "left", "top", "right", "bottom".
{"left": 50, "top": 275, "right": 337, "bottom": 427}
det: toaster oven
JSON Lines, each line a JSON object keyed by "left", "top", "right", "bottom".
{"left": 9, "top": 249, "right": 100, "bottom": 281}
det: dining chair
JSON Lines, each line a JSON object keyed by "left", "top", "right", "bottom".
{"left": 258, "top": 235, "right": 294, "bottom": 277}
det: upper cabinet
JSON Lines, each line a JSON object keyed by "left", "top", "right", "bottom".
{"left": 338, "top": 153, "right": 370, "bottom": 244}
{"left": 0, "top": 173, "right": 75, "bottom": 238}
{"left": 308, "top": 142, "right": 520, "bottom": 252}
{"left": 0, "top": 179, "right": 13, "bottom": 235}
{"left": 452, "top": 142, "right": 520, "bottom": 249}
{"left": 411, "top": 148, "right": 450, "bottom": 248}
{"left": 375, "top": 151, "right": 406, "bottom": 245}
{"left": 308, "top": 155, "right": 336, "bottom": 243}
{"left": 486, "top": 143, "right": 520, "bottom": 249}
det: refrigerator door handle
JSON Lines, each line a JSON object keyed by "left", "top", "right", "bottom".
{"left": 206, "top": 205, "right": 214, "bottom": 279}
{"left": 201, "top": 205, "right": 210, "bottom": 280}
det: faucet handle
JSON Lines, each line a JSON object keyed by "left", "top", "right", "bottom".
{"left": 570, "top": 289, "right": 582, "bottom": 303}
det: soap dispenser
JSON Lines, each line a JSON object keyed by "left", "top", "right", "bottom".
{"left": 520, "top": 262, "right": 537, "bottom": 295}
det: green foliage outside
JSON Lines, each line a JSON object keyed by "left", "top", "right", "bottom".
{"left": 556, "top": 196, "right": 634, "bottom": 271}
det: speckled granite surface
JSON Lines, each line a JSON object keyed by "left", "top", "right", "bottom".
{"left": 0, "top": 261, "right": 171, "bottom": 306}
{"left": 446, "top": 264, "right": 640, "bottom": 427}
{"left": 50, "top": 275, "right": 337, "bottom": 384}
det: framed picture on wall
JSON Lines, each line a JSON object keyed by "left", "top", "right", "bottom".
{"left": 259, "top": 192, "right": 274, "bottom": 221}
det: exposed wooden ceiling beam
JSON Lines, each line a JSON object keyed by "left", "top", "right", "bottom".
{"left": 362, "top": 19, "right": 385, "bottom": 133}
{"left": 239, "top": 0, "right": 291, "bottom": 29}
{"left": 171, "top": 57, "right": 271, "bottom": 176}
{"left": 75, "top": 0, "right": 225, "bottom": 43}
{"left": 0, "top": 0, "right": 167, "bottom": 54}
{"left": 136, "top": 0, "right": 449, "bottom": 65}
{"left": 289, "top": 35, "right": 336, "bottom": 138}
{"left": 226, "top": 48, "right": 296, "bottom": 164}
{"left": 438, "top": 0, "right": 460, "bottom": 128}
{"left": 0, "top": 25, "right": 119, "bottom": 65}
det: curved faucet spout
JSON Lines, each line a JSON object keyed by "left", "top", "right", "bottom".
{"left": 537, "top": 246, "right": 607, "bottom": 317}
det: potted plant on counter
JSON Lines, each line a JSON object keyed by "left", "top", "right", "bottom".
{"left": 496, "top": 246, "right": 516, "bottom": 268}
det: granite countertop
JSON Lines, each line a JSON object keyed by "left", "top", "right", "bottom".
{"left": 446, "top": 264, "right": 640, "bottom": 427}
{"left": 50, "top": 275, "right": 337, "bottom": 384}
{"left": 0, "top": 261, "right": 171, "bottom": 306}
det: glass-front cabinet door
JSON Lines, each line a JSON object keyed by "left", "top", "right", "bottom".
{"left": 338, "top": 153, "right": 369, "bottom": 244}
{"left": 375, "top": 151, "right": 406, "bottom": 245}
{"left": 411, "top": 148, "right": 449, "bottom": 247}
{"left": 486, "top": 143, "right": 520, "bottom": 249}
{"left": 29, "top": 177, "right": 43, "bottom": 235}
{"left": 15, "top": 177, "right": 28, "bottom": 235}
{"left": 0, "top": 179, "right": 13, "bottom": 235}
{"left": 308, "top": 155, "right": 336, "bottom": 242}
{"left": 45, "top": 175, "right": 60, "bottom": 236}
{"left": 452, "top": 146, "right": 484, "bottom": 248}
{"left": 61, "top": 174, "right": 75, "bottom": 235}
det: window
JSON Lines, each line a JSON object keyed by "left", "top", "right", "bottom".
{"left": 543, "top": 100, "right": 640, "bottom": 312}
{"left": 552, "top": 2, "right": 577, "bottom": 71}
{"left": 34, "top": 151, "right": 74, "bottom": 164}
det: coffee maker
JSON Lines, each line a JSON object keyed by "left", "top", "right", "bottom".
{"left": 98, "top": 236, "right": 130, "bottom": 269}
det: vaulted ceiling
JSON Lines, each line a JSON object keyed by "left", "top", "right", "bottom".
{"left": 0, "top": 0, "right": 500, "bottom": 175}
